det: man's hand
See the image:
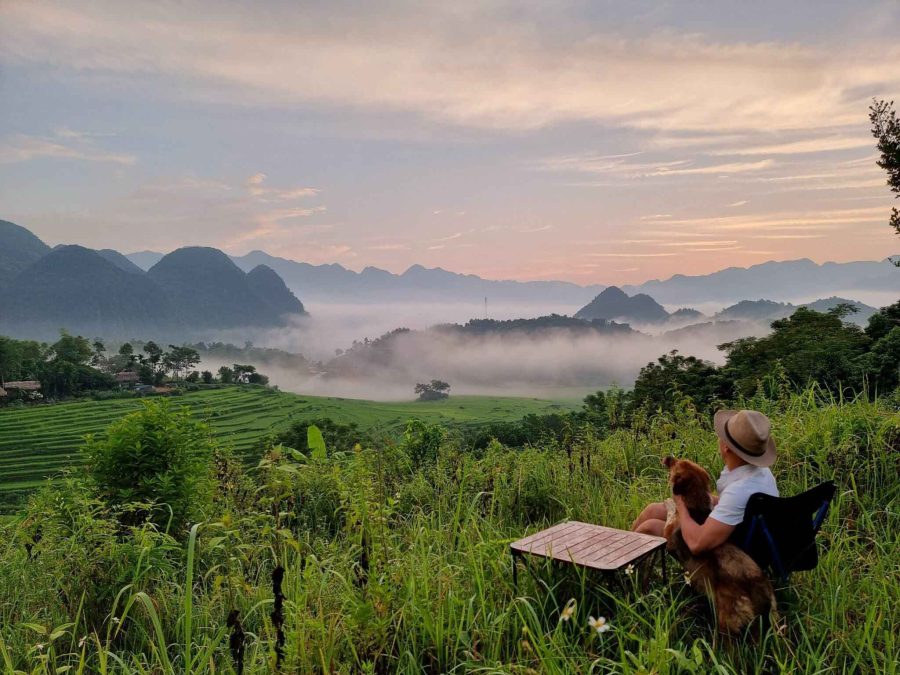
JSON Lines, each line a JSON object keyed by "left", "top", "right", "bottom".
{"left": 673, "top": 495, "right": 734, "bottom": 555}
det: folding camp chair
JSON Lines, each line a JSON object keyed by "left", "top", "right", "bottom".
{"left": 732, "top": 480, "right": 836, "bottom": 583}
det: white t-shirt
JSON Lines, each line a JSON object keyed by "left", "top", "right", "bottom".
{"left": 709, "top": 464, "right": 779, "bottom": 527}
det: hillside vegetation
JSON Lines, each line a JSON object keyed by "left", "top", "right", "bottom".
{"left": 0, "top": 387, "right": 577, "bottom": 511}
{"left": 0, "top": 389, "right": 896, "bottom": 673}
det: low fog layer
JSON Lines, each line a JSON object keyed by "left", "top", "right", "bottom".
{"left": 205, "top": 302, "right": 769, "bottom": 401}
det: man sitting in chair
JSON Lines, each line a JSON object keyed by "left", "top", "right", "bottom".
{"left": 631, "top": 409, "right": 779, "bottom": 554}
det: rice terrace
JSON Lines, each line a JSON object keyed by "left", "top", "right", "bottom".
{"left": 0, "top": 387, "right": 576, "bottom": 511}
{"left": 2, "top": 1, "right": 900, "bottom": 673}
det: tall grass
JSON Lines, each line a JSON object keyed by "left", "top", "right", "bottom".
{"left": 0, "top": 390, "right": 897, "bottom": 673}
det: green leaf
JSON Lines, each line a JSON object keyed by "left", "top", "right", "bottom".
{"left": 21, "top": 623, "right": 47, "bottom": 636}
{"left": 307, "top": 425, "right": 327, "bottom": 460}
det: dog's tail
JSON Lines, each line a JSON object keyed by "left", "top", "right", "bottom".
{"left": 752, "top": 578, "right": 779, "bottom": 632}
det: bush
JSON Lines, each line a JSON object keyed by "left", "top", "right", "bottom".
{"left": 84, "top": 400, "right": 216, "bottom": 534}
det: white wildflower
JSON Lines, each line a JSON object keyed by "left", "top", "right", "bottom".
{"left": 588, "top": 616, "right": 610, "bottom": 634}
{"left": 559, "top": 598, "right": 576, "bottom": 622}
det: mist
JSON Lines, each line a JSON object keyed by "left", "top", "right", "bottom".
{"left": 203, "top": 302, "right": 769, "bottom": 401}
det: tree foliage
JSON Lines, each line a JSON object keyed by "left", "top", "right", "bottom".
{"left": 415, "top": 379, "right": 451, "bottom": 401}
{"left": 720, "top": 308, "right": 870, "bottom": 397}
{"left": 631, "top": 350, "right": 730, "bottom": 416}
{"left": 85, "top": 400, "right": 215, "bottom": 532}
{"left": 869, "top": 98, "right": 900, "bottom": 242}
{"left": 275, "top": 417, "right": 367, "bottom": 456}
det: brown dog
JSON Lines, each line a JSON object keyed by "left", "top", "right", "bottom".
{"left": 662, "top": 456, "right": 777, "bottom": 634}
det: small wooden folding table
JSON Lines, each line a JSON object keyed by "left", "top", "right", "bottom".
{"left": 510, "top": 520, "right": 667, "bottom": 587}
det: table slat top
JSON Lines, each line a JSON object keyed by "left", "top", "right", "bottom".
{"left": 510, "top": 521, "right": 665, "bottom": 571}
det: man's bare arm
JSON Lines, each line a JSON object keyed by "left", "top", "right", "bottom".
{"left": 674, "top": 496, "right": 733, "bottom": 554}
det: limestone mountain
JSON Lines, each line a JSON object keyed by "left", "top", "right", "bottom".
{"left": 246, "top": 264, "right": 307, "bottom": 316}
{"left": 147, "top": 247, "right": 305, "bottom": 329}
{"left": 0, "top": 245, "right": 175, "bottom": 337}
{"left": 575, "top": 286, "right": 670, "bottom": 324}
{"left": 0, "top": 220, "right": 51, "bottom": 287}
{"left": 96, "top": 249, "right": 146, "bottom": 275}
{"left": 714, "top": 297, "right": 876, "bottom": 325}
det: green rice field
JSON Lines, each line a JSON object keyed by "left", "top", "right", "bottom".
{"left": 0, "top": 386, "right": 578, "bottom": 510}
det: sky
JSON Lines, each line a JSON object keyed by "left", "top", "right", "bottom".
{"left": 1, "top": 0, "right": 899, "bottom": 285}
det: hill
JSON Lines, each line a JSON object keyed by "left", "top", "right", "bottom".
{"left": 246, "top": 264, "right": 306, "bottom": 316}
{"left": 715, "top": 299, "right": 794, "bottom": 322}
{"left": 714, "top": 297, "right": 877, "bottom": 325}
{"left": 0, "top": 220, "right": 51, "bottom": 287}
{"left": 96, "top": 248, "right": 146, "bottom": 275}
{"left": 574, "top": 286, "right": 670, "bottom": 323}
{"left": 0, "top": 245, "right": 176, "bottom": 337}
{"left": 147, "top": 247, "right": 305, "bottom": 329}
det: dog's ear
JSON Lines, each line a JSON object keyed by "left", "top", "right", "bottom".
{"left": 662, "top": 456, "right": 676, "bottom": 468}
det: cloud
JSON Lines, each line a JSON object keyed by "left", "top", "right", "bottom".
{"left": 245, "top": 173, "right": 320, "bottom": 200}
{"left": 645, "top": 159, "right": 774, "bottom": 177}
{"left": 434, "top": 232, "right": 465, "bottom": 242}
{"left": 588, "top": 252, "right": 679, "bottom": 258}
{"left": 0, "top": 131, "right": 135, "bottom": 165}
{"left": 709, "top": 136, "right": 873, "bottom": 156}
{"left": 3, "top": 2, "right": 899, "bottom": 136}
{"left": 368, "top": 243, "right": 411, "bottom": 251}
{"left": 655, "top": 206, "right": 887, "bottom": 232}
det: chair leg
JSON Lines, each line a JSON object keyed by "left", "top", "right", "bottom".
{"left": 760, "top": 521, "right": 787, "bottom": 580}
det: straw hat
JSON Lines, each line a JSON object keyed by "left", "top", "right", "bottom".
{"left": 713, "top": 409, "right": 777, "bottom": 467}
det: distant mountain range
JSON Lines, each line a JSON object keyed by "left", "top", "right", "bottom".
{"left": 2, "top": 217, "right": 897, "bottom": 342}
{"left": 123, "top": 248, "right": 899, "bottom": 309}
{"left": 228, "top": 250, "right": 606, "bottom": 305}
{"left": 624, "top": 258, "right": 898, "bottom": 305}
{"left": 0, "top": 221, "right": 306, "bottom": 339}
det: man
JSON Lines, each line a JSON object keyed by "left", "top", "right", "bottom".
{"left": 631, "top": 409, "right": 778, "bottom": 554}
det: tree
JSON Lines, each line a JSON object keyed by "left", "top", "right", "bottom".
{"left": 415, "top": 379, "right": 451, "bottom": 401}
{"left": 218, "top": 365, "right": 235, "bottom": 384}
{"left": 857, "top": 327, "right": 900, "bottom": 393}
{"left": 247, "top": 372, "right": 269, "bottom": 385}
{"left": 0, "top": 336, "right": 42, "bottom": 385}
{"left": 118, "top": 342, "right": 136, "bottom": 365}
{"left": 52, "top": 331, "right": 93, "bottom": 365}
{"left": 85, "top": 400, "right": 215, "bottom": 532}
{"left": 90, "top": 340, "right": 106, "bottom": 367}
{"left": 720, "top": 308, "right": 870, "bottom": 397}
{"left": 869, "top": 99, "right": 900, "bottom": 247}
{"left": 143, "top": 341, "right": 164, "bottom": 371}
{"left": 865, "top": 299, "right": 900, "bottom": 342}
{"left": 164, "top": 345, "right": 201, "bottom": 381}
{"left": 631, "top": 350, "right": 729, "bottom": 416}
{"left": 201, "top": 370, "right": 214, "bottom": 384}
{"left": 232, "top": 364, "right": 256, "bottom": 384}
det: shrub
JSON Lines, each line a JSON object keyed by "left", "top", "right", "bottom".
{"left": 84, "top": 399, "right": 216, "bottom": 534}
{"left": 401, "top": 419, "right": 445, "bottom": 469}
